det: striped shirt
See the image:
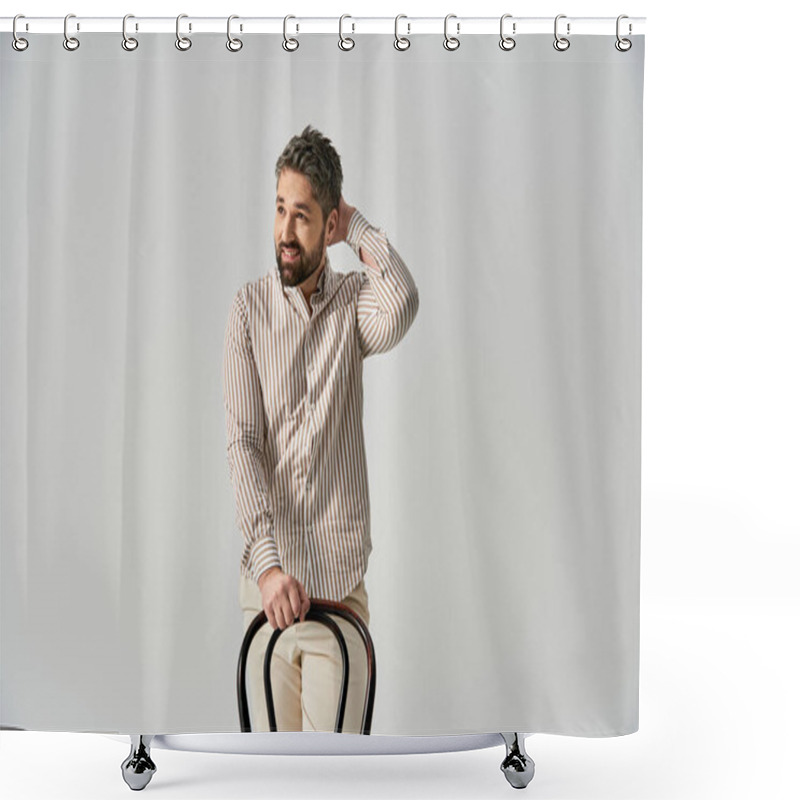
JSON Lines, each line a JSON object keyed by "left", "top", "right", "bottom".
{"left": 223, "top": 208, "right": 419, "bottom": 601}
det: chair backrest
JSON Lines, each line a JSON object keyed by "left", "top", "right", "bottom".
{"left": 237, "top": 599, "right": 377, "bottom": 734}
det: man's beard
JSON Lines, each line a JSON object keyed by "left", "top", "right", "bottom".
{"left": 276, "top": 230, "right": 325, "bottom": 288}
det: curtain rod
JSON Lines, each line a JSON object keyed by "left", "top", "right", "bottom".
{"left": 2, "top": 16, "right": 646, "bottom": 36}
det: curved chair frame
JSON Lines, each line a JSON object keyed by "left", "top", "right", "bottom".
{"left": 237, "top": 599, "right": 377, "bottom": 734}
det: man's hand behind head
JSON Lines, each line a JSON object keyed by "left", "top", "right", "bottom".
{"left": 327, "top": 195, "right": 355, "bottom": 247}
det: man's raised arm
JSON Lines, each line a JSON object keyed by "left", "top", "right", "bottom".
{"left": 345, "top": 208, "right": 420, "bottom": 358}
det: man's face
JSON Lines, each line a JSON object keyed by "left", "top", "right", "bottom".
{"left": 274, "top": 168, "right": 328, "bottom": 288}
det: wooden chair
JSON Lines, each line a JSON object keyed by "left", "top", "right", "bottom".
{"left": 237, "top": 599, "right": 377, "bottom": 734}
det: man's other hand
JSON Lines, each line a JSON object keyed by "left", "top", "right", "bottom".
{"left": 328, "top": 195, "right": 355, "bottom": 247}
{"left": 257, "top": 567, "right": 312, "bottom": 630}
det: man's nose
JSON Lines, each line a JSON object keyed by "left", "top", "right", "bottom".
{"left": 279, "top": 218, "right": 296, "bottom": 243}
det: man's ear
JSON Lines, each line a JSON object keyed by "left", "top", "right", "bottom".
{"left": 326, "top": 207, "right": 338, "bottom": 244}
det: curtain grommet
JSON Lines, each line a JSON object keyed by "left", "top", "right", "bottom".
{"left": 226, "top": 15, "right": 243, "bottom": 52}
{"left": 63, "top": 13, "right": 80, "bottom": 51}
{"left": 338, "top": 14, "right": 355, "bottom": 51}
{"left": 499, "top": 14, "right": 516, "bottom": 50}
{"left": 615, "top": 15, "right": 632, "bottom": 51}
{"left": 394, "top": 15, "right": 410, "bottom": 50}
{"left": 175, "top": 13, "right": 192, "bottom": 51}
{"left": 553, "top": 14, "right": 570, "bottom": 51}
{"left": 12, "top": 14, "right": 29, "bottom": 51}
{"left": 283, "top": 15, "right": 299, "bottom": 51}
{"left": 443, "top": 14, "right": 460, "bottom": 51}
{"left": 121, "top": 14, "right": 138, "bottom": 51}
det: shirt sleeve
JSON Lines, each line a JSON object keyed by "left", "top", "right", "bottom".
{"left": 223, "top": 288, "right": 282, "bottom": 584}
{"left": 345, "top": 208, "right": 420, "bottom": 358}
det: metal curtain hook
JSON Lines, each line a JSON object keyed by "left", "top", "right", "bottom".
{"left": 175, "top": 13, "right": 192, "bottom": 50}
{"left": 227, "top": 14, "right": 243, "bottom": 51}
{"left": 615, "top": 14, "right": 632, "bottom": 51}
{"left": 12, "top": 14, "right": 29, "bottom": 51}
{"left": 122, "top": 14, "right": 139, "bottom": 51}
{"left": 339, "top": 14, "right": 355, "bottom": 50}
{"left": 283, "top": 15, "right": 299, "bottom": 51}
{"left": 443, "top": 13, "right": 460, "bottom": 51}
{"left": 499, "top": 13, "right": 516, "bottom": 50}
{"left": 63, "top": 13, "right": 80, "bottom": 51}
{"left": 394, "top": 14, "right": 410, "bottom": 50}
{"left": 553, "top": 14, "right": 570, "bottom": 51}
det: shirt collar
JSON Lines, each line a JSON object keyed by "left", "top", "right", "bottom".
{"left": 314, "top": 252, "right": 330, "bottom": 298}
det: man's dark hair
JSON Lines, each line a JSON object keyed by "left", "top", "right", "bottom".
{"left": 275, "top": 125, "right": 343, "bottom": 223}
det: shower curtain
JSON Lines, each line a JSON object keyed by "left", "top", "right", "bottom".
{"left": 1, "top": 26, "right": 644, "bottom": 737}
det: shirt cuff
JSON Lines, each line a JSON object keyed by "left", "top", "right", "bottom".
{"left": 345, "top": 207, "right": 374, "bottom": 253}
{"left": 248, "top": 536, "right": 282, "bottom": 584}
{"left": 345, "top": 207, "right": 391, "bottom": 278}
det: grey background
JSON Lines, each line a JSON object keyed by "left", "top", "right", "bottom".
{"left": 1, "top": 32, "right": 643, "bottom": 735}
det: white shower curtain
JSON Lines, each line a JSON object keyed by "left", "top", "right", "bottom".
{"left": 1, "top": 28, "right": 643, "bottom": 736}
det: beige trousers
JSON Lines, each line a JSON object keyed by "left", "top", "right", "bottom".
{"left": 238, "top": 574, "right": 371, "bottom": 733}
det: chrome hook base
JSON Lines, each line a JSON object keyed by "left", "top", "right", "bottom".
{"left": 121, "top": 735, "right": 157, "bottom": 790}
{"left": 500, "top": 732, "right": 536, "bottom": 789}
